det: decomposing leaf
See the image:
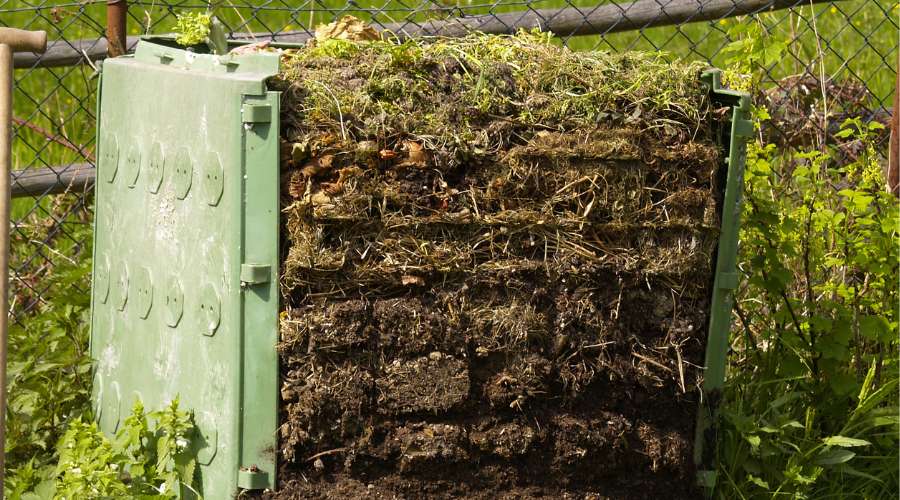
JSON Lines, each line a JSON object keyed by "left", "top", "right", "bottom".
{"left": 291, "top": 141, "right": 310, "bottom": 164}
{"left": 315, "top": 16, "right": 380, "bottom": 42}
{"left": 301, "top": 155, "right": 334, "bottom": 177}
{"left": 288, "top": 170, "right": 306, "bottom": 199}
{"left": 229, "top": 40, "right": 272, "bottom": 55}
{"left": 398, "top": 140, "right": 428, "bottom": 167}
{"left": 401, "top": 275, "right": 425, "bottom": 286}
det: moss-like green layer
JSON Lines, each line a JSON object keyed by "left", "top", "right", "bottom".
{"left": 271, "top": 31, "right": 712, "bottom": 169}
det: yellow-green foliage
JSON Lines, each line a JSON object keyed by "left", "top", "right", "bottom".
{"left": 716, "top": 27, "right": 898, "bottom": 500}
{"left": 9, "top": 400, "right": 198, "bottom": 498}
{"left": 174, "top": 12, "right": 211, "bottom": 46}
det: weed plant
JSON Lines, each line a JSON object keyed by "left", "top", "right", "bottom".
{"left": 715, "top": 24, "right": 899, "bottom": 500}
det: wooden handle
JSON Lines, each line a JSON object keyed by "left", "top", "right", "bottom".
{"left": 0, "top": 28, "right": 47, "bottom": 54}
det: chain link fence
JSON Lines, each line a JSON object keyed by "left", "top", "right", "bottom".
{"left": 1, "top": 0, "right": 896, "bottom": 325}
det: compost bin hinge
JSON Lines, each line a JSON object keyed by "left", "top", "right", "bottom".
{"left": 716, "top": 271, "right": 739, "bottom": 290}
{"left": 241, "top": 103, "right": 272, "bottom": 123}
{"left": 237, "top": 466, "right": 269, "bottom": 489}
{"left": 240, "top": 263, "right": 271, "bottom": 286}
{"left": 152, "top": 50, "right": 174, "bottom": 63}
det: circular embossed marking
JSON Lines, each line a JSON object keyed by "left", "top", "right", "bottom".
{"left": 173, "top": 148, "right": 193, "bottom": 200}
{"left": 97, "top": 380, "right": 122, "bottom": 433}
{"left": 95, "top": 255, "right": 110, "bottom": 304}
{"left": 124, "top": 143, "right": 141, "bottom": 188}
{"left": 198, "top": 283, "right": 221, "bottom": 337}
{"left": 114, "top": 263, "right": 129, "bottom": 312}
{"left": 196, "top": 426, "right": 218, "bottom": 465}
{"left": 134, "top": 267, "right": 153, "bottom": 319}
{"left": 165, "top": 276, "right": 184, "bottom": 328}
{"left": 204, "top": 152, "right": 224, "bottom": 206}
{"left": 102, "top": 134, "right": 119, "bottom": 183}
{"left": 147, "top": 142, "right": 165, "bottom": 194}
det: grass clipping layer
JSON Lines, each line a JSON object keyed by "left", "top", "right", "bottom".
{"left": 271, "top": 30, "right": 722, "bottom": 497}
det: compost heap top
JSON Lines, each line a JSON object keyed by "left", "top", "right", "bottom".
{"left": 268, "top": 30, "right": 722, "bottom": 499}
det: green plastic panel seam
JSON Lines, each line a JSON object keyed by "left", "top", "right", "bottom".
{"left": 701, "top": 68, "right": 751, "bottom": 393}
{"left": 694, "top": 69, "right": 752, "bottom": 492}
{"left": 236, "top": 90, "right": 281, "bottom": 491}
{"left": 88, "top": 70, "right": 104, "bottom": 414}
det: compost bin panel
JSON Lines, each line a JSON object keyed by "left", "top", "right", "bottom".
{"left": 90, "top": 44, "right": 280, "bottom": 496}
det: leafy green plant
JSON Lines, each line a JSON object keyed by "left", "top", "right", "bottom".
{"left": 9, "top": 399, "right": 198, "bottom": 499}
{"left": 173, "top": 10, "right": 228, "bottom": 54}
{"left": 174, "top": 12, "right": 212, "bottom": 46}
{"left": 716, "top": 22, "right": 899, "bottom": 500}
{"left": 4, "top": 224, "right": 93, "bottom": 496}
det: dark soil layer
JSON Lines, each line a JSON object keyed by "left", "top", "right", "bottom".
{"left": 263, "top": 28, "right": 724, "bottom": 499}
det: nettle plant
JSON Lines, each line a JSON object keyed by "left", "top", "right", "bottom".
{"left": 11, "top": 399, "right": 198, "bottom": 499}
{"left": 717, "top": 20, "right": 899, "bottom": 500}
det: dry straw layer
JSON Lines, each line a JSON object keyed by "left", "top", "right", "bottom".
{"left": 268, "top": 28, "right": 724, "bottom": 498}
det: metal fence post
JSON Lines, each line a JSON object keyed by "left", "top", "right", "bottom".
{"left": 107, "top": 0, "right": 128, "bottom": 58}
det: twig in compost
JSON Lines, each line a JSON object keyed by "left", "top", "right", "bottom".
{"left": 582, "top": 341, "right": 614, "bottom": 349}
{"left": 304, "top": 447, "right": 348, "bottom": 462}
{"left": 631, "top": 352, "right": 672, "bottom": 373}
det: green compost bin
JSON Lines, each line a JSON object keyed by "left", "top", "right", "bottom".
{"left": 89, "top": 38, "right": 751, "bottom": 497}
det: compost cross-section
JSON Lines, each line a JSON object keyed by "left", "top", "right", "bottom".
{"left": 269, "top": 32, "right": 728, "bottom": 499}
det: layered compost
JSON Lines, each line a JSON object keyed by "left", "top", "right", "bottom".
{"left": 268, "top": 29, "right": 724, "bottom": 499}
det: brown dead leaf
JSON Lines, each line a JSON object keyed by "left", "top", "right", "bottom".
{"left": 398, "top": 140, "right": 428, "bottom": 168}
{"left": 379, "top": 149, "right": 397, "bottom": 160}
{"left": 301, "top": 154, "right": 334, "bottom": 177}
{"left": 315, "top": 16, "right": 380, "bottom": 42}
{"left": 288, "top": 170, "right": 306, "bottom": 199}
{"left": 337, "top": 166, "right": 363, "bottom": 185}
{"left": 322, "top": 182, "right": 341, "bottom": 196}
{"left": 401, "top": 275, "right": 425, "bottom": 286}
{"left": 318, "top": 166, "right": 363, "bottom": 196}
